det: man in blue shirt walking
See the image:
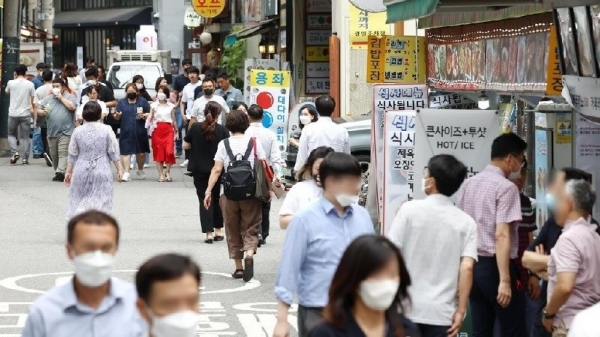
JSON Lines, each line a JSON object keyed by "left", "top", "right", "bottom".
{"left": 273, "top": 152, "right": 375, "bottom": 337}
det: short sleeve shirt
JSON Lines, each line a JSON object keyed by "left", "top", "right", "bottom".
{"left": 6, "top": 78, "right": 35, "bottom": 117}
{"left": 214, "top": 135, "right": 266, "bottom": 195}
{"left": 279, "top": 180, "right": 323, "bottom": 216}
{"left": 172, "top": 74, "right": 190, "bottom": 92}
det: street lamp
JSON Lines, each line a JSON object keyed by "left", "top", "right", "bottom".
{"left": 478, "top": 91, "right": 490, "bottom": 110}
{"left": 258, "top": 35, "right": 268, "bottom": 54}
{"left": 199, "top": 32, "right": 212, "bottom": 45}
{"left": 267, "top": 43, "right": 276, "bottom": 54}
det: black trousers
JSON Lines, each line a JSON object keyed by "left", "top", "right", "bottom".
{"left": 40, "top": 127, "right": 49, "bottom": 156}
{"left": 193, "top": 173, "right": 223, "bottom": 233}
{"left": 297, "top": 306, "right": 323, "bottom": 337}
{"left": 471, "top": 256, "right": 527, "bottom": 337}
{"left": 260, "top": 200, "right": 271, "bottom": 239}
{"left": 417, "top": 324, "right": 451, "bottom": 337}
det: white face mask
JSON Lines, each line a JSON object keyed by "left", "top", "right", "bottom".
{"left": 359, "top": 279, "right": 399, "bottom": 311}
{"left": 335, "top": 193, "right": 359, "bottom": 207}
{"left": 508, "top": 157, "right": 521, "bottom": 182}
{"left": 52, "top": 88, "right": 61, "bottom": 96}
{"left": 72, "top": 250, "right": 114, "bottom": 287}
{"left": 299, "top": 115, "right": 312, "bottom": 125}
{"left": 157, "top": 93, "right": 167, "bottom": 101}
{"left": 136, "top": 83, "right": 144, "bottom": 90}
{"left": 82, "top": 95, "right": 90, "bottom": 104}
{"left": 149, "top": 310, "right": 198, "bottom": 337}
{"left": 87, "top": 80, "right": 97, "bottom": 86}
{"left": 421, "top": 178, "right": 430, "bottom": 193}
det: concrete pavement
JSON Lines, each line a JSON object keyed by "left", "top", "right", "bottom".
{"left": 0, "top": 155, "right": 298, "bottom": 336}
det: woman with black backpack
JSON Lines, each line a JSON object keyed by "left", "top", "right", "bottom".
{"left": 202, "top": 109, "right": 267, "bottom": 283}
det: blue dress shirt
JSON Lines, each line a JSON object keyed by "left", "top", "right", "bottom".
{"left": 275, "top": 197, "right": 375, "bottom": 308}
{"left": 21, "top": 277, "right": 147, "bottom": 337}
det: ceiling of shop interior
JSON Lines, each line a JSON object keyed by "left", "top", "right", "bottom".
{"left": 437, "top": 0, "right": 600, "bottom": 12}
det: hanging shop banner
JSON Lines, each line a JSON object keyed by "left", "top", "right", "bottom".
{"left": 306, "top": 14, "right": 332, "bottom": 30}
{"left": 244, "top": 58, "right": 280, "bottom": 105}
{"left": 249, "top": 69, "right": 291, "bottom": 149}
{"left": 306, "top": 31, "right": 331, "bottom": 46}
{"left": 366, "top": 36, "right": 426, "bottom": 84}
{"left": 555, "top": 119, "right": 572, "bottom": 144}
{"left": 563, "top": 75, "right": 600, "bottom": 120}
{"left": 306, "top": 46, "right": 329, "bottom": 62}
{"left": 306, "top": 78, "right": 330, "bottom": 94}
{"left": 535, "top": 129, "right": 550, "bottom": 230}
{"left": 412, "top": 109, "right": 500, "bottom": 201}
{"left": 575, "top": 113, "right": 600, "bottom": 221}
{"left": 498, "top": 103, "right": 516, "bottom": 134}
{"left": 349, "top": 4, "right": 390, "bottom": 49}
{"left": 429, "top": 93, "right": 476, "bottom": 109}
{"left": 192, "top": 0, "right": 226, "bottom": 18}
{"left": 382, "top": 110, "right": 416, "bottom": 234}
{"left": 373, "top": 84, "right": 428, "bottom": 223}
{"left": 546, "top": 26, "right": 563, "bottom": 96}
{"left": 306, "top": 62, "right": 330, "bottom": 77}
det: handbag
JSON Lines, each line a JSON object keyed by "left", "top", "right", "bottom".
{"left": 252, "top": 137, "right": 274, "bottom": 202}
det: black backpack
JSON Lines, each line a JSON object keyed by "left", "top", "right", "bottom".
{"left": 222, "top": 138, "right": 256, "bottom": 200}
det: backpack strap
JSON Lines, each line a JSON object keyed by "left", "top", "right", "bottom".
{"left": 242, "top": 137, "right": 254, "bottom": 160}
{"left": 223, "top": 139, "right": 236, "bottom": 162}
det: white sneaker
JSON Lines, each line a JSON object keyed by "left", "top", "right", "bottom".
{"left": 180, "top": 159, "right": 189, "bottom": 168}
{"left": 136, "top": 170, "right": 146, "bottom": 180}
{"left": 122, "top": 172, "right": 131, "bottom": 182}
{"left": 143, "top": 164, "right": 150, "bottom": 168}
{"left": 130, "top": 163, "right": 135, "bottom": 170}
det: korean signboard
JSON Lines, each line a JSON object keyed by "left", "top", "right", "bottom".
{"left": 349, "top": 4, "right": 390, "bottom": 49}
{"left": 306, "top": 0, "right": 331, "bottom": 13}
{"left": 306, "top": 46, "right": 329, "bottom": 62}
{"left": 366, "top": 36, "right": 426, "bottom": 84}
{"left": 411, "top": 109, "right": 500, "bottom": 201}
{"left": 373, "top": 84, "right": 428, "bottom": 223}
{"left": 192, "top": 0, "right": 226, "bottom": 18}
{"left": 306, "top": 78, "right": 330, "bottom": 94}
{"left": 249, "top": 69, "right": 291, "bottom": 149}
{"left": 306, "top": 31, "right": 331, "bottom": 46}
{"left": 563, "top": 75, "right": 600, "bottom": 120}
{"left": 382, "top": 110, "right": 416, "bottom": 234}
{"left": 243, "top": 58, "right": 280, "bottom": 105}
{"left": 429, "top": 93, "right": 477, "bottom": 110}
{"left": 575, "top": 113, "right": 600, "bottom": 221}
{"left": 546, "top": 26, "right": 563, "bottom": 96}
{"left": 307, "top": 14, "right": 332, "bottom": 30}
{"left": 306, "top": 62, "right": 329, "bottom": 77}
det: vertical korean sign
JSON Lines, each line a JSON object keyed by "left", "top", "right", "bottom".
{"left": 243, "top": 58, "right": 280, "bottom": 105}
{"left": 349, "top": 5, "right": 389, "bottom": 49}
{"left": 383, "top": 111, "right": 416, "bottom": 234}
{"left": 366, "top": 36, "right": 426, "bottom": 84}
{"left": 250, "top": 70, "right": 291, "bottom": 149}
{"left": 412, "top": 109, "right": 500, "bottom": 201}
{"left": 373, "top": 84, "right": 427, "bottom": 227}
{"left": 535, "top": 129, "right": 550, "bottom": 229}
{"left": 546, "top": 26, "right": 563, "bottom": 96}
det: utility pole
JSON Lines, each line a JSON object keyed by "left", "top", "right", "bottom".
{"left": 40, "top": 0, "right": 53, "bottom": 65}
{"left": 0, "top": 0, "right": 22, "bottom": 154}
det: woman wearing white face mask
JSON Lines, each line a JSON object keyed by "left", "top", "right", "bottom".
{"left": 309, "top": 235, "right": 419, "bottom": 337}
{"left": 289, "top": 105, "right": 319, "bottom": 150}
{"left": 76, "top": 86, "right": 107, "bottom": 126}
{"left": 149, "top": 85, "right": 177, "bottom": 182}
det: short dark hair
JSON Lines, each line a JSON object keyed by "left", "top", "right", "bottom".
{"left": 521, "top": 158, "right": 528, "bottom": 171}
{"left": 200, "top": 64, "right": 211, "bottom": 74}
{"left": 36, "top": 62, "right": 49, "bottom": 70}
{"left": 232, "top": 102, "right": 248, "bottom": 111}
{"left": 315, "top": 95, "right": 336, "bottom": 117}
{"left": 52, "top": 77, "right": 67, "bottom": 87}
{"left": 82, "top": 101, "right": 103, "bottom": 122}
{"left": 319, "top": 152, "right": 362, "bottom": 190}
{"left": 136, "top": 253, "right": 201, "bottom": 302}
{"left": 67, "top": 210, "right": 120, "bottom": 245}
{"left": 15, "top": 64, "right": 28, "bottom": 76}
{"left": 202, "top": 77, "right": 215, "bottom": 86}
{"left": 225, "top": 110, "right": 250, "bottom": 133}
{"left": 562, "top": 167, "right": 592, "bottom": 183}
{"left": 299, "top": 104, "right": 319, "bottom": 130}
{"left": 216, "top": 71, "right": 229, "bottom": 80}
{"left": 86, "top": 56, "right": 95, "bottom": 64}
{"left": 41, "top": 69, "right": 54, "bottom": 82}
{"left": 490, "top": 133, "right": 527, "bottom": 160}
{"left": 187, "top": 66, "right": 200, "bottom": 75}
{"left": 182, "top": 59, "right": 193, "bottom": 66}
{"left": 247, "top": 104, "right": 264, "bottom": 120}
{"left": 85, "top": 66, "right": 99, "bottom": 79}
{"left": 204, "top": 67, "right": 221, "bottom": 81}
{"left": 427, "top": 154, "right": 468, "bottom": 197}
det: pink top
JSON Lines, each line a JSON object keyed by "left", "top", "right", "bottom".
{"left": 548, "top": 217, "right": 600, "bottom": 328}
{"left": 456, "top": 165, "right": 522, "bottom": 258}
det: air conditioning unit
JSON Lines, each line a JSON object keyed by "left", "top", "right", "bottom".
{"left": 114, "top": 50, "right": 158, "bottom": 62}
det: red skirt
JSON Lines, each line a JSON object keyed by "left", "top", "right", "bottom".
{"left": 151, "top": 122, "right": 176, "bottom": 164}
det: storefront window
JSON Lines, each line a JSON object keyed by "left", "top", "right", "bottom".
{"left": 589, "top": 6, "right": 600, "bottom": 73}
{"left": 556, "top": 8, "right": 580, "bottom": 76}
{"left": 573, "top": 6, "right": 596, "bottom": 77}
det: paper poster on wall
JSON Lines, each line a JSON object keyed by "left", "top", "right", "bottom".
{"left": 555, "top": 119, "right": 572, "bottom": 144}
{"left": 412, "top": 109, "right": 500, "bottom": 201}
{"left": 244, "top": 58, "right": 280, "bottom": 105}
{"left": 372, "top": 84, "right": 427, "bottom": 223}
{"left": 563, "top": 75, "right": 600, "bottom": 120}
{"left": 382, "top": 110, "right": 416, "bottom": 234}
{"left": 575, "top": 113, "right": 600, "bottom": 221}
{"left": 249, "top": 69, "right": 291, "bottom": 150}
{"left": 535, "top": 129, "right": 550, "bottom": 230}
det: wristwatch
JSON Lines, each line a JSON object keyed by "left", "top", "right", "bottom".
{"left": 543, "top": 309, "right": 556, "bottom": 319}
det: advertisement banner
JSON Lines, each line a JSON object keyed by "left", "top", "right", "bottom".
{"left": 349, "top": 4, "right": 389, "bottom": 49}
{"left": 306, "top": 46, "right": 329, "bottom": 62}
{"left": 535, "top": 129, "right": 550, "bottom": 230}
{"left": 367, "top": 36, "right": 385, "bottom": 83}
{"left": 382, "top": 110, "right": 416, "bottom": 234}
{"left": 366, "top": 36, "right": 426, "bottom": 84}
{"left": 555, "top": 119, "right": 572, "bottom": 144}
{"left": 546, "top": 26, "right": 563, "bottom": 96}
{"left": 372, "top": 84, "right": 427, "bottom": 223}
{"left": 249, "top": 69, "right": 291, "bottom": 149}
{"left": 429, "top": 93, "right": 476, "bottom": 109}
{"left": 412, "top": 109, "right": 500, "bottom": 201}
{"left": 306, "top": 31, "right": 331, "bottom": 46}
{"left": 243, "top": 58, "right": 280, "bottom": 105}
{"left": 563, "top": 75, "right": 600, "bottom": 120}
{"left": 575, "top": 113, "right": 600, "bottom": 221}
{"left": 193, "top": 0, "right": 226, "bottom": 18}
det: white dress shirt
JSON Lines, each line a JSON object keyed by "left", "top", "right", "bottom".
{"left": 569, "top": 302, "right": 600, "bottom": 337}
{"left": 294, "top": 116, "right": 350, "bottom": 171}
{"left": 245, "top": 122, "right": 282, "bottom": 177}
{"left": 190, "top": 95, "right": 230, "bottom": 124}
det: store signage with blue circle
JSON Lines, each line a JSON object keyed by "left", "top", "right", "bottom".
{"left": 263, "top": 111, "right": 274, "bottom": 128}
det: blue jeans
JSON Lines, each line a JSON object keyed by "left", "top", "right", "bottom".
{"left": 175, "top": 107, "right": 183, "bottom": 153}
{"left": 32, "top": 128, "right": 44, "bottom": 156}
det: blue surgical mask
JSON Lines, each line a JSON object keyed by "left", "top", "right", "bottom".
{"left": 545, "top": 193, "right": 557, "bottom": 212}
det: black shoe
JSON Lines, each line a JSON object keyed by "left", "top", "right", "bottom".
{"left": 184, "top": 172, "right": 193, "bottom": 177}
{"left": 214, "top": 235, "right": 225, "bottom": 242}
{"left": 176, "top": 150, "right": 182, "bottom": 158}
{"left": 243, "top": 256, "right": 254, "bottom": 282}
{"left": 52, "top": 173, "right": 65, "bottom": 182}
{"left": 22, "top": 159, "right": 29, "bottom": 165}
{"left": 43, "top": 153, "right": 53, "bottom": 167}
{"left": 259, "top": 238, "right": 266, "bottom": 246}
{"left": 257, "top": 234, "right": 263, "bottom": 247}
{"left": 33, "top": 154, "right": 42, "bottom": 159}
{"left": 232, "top": 269, "right": 244, "bottom": 279}
{"left": 10, "top": 153, "right": 20, "bottom": 164}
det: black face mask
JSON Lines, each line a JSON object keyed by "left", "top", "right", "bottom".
{"left": 203, "top": 88, "right": 214, "bottom": 96}
{"left": 127, "top": 92, "right": 137, "bottom": 99}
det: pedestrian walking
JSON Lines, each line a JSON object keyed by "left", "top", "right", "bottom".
{"left": 6, "top": 64, "right": 36, "bottom": 165}
{"left": 289, "top": 104, "right": 318, "bottom": 151}
{"left": 21, "top": 211, "right": 146, "bottom": 337}
{"left": 273, "top": 152, "right": 374, "bottom": 337}
{"left": 62, "top": 62, "right": 82, "bottom": 92}
{"left": 309, "top": 235, "right": 419, "bottom": 337}
{"left": 33, "top": 69, "right": 54, "bottom": 167}
{"left": 387, "top": 154, "right": 477, "bottom": 337}
{"left": 184, "top": 101, "right": 229, "bottom": 243}
{"left": 135, "top": 253, "right": 201, "bottom": 337}
{"left": 456, "top": 132, "right": 528, "bottom": 337}
{"left": 202, "top": 110, "right": 267, "bottom": 282}
{"left": 179, "top": 66, "right": 202, "bottom": 167}
{"left": 171, "top": 59, "right": 193, "bottom": 158}
{"left": 76, "top": 86, "right": 108, "bottom": 125}
{"left": 131, "top": 75, "right": 152, "bottom": 169}
{"left": 113, "top": 83, "right": 151, "bottom": 182}
{"left": 32, "top": 63, "right": 49, "bottom": 89}
{"left": 279, "top": 146, "right": 333, "bottom": 229}
{"left": 77, "top": 66, "right": 116, "bottom": 109}
{"left": 232, "top": 101, "right": 248, "bottom": 113}
{"left": 40, "top": 78, "right": 78, "bottom": 182}
{"left": 190, "top": 78, "right": 229, "bottom": 125}
{"left": 64, "top": 102, "right": 123, "bottom": 219}
{"left": 79, "top": 56, "right": 95, "bottom": 83}
{"left": 149, "top": 85, "right": 177, "bottom": 182}
{"left": 215, "top": 71, "right": 244, "bottom": 109}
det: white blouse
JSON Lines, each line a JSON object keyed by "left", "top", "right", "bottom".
{"left": 151, "top": 101, "right": 175, "bottom": 123}
{"left": 76, "top": 100, "right": 107, "bottom": 123}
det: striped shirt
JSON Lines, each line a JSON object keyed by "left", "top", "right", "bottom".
{"left": 516, "top": 193, "right": 536, "bottom": 285}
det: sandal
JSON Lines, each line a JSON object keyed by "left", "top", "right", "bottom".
{"left": 158, "top": 175, "right": 165, "bottom": 182}
{"left": 204, "top": 238, "right": 213, "bottom": 244}
{"left": 232, "top": 269, "right": 244, "bottom": 279}
{"left": 214, "top": 235, "right": 224, "bottom": 242}
{"left": 243, "top": 256, "right": 254, "bottom": 282}
{"left": 165, "top": 172, "right": 172, "bottom": 182}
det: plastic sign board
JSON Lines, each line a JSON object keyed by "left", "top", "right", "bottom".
{"left": 193, "top": 0, "right": 226, "bottom": 18}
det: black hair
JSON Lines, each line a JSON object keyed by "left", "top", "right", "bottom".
{"left": 132, "top": 75, "right": 145, "bottom": 85}
{"left": 15, "top": 64, "right": 28, "bottom": 76}
{"left": 52, "top": 77, "right": 67, "bottom": 87}
{"left": 216, "top": 71, "right": 229, "bottom": 80}
{"left": 225, "top": 110, "right": 250, "bottom": 134}
{"left": 82, "top": 101, "right": 102, "bottom": 122}
{"left": 41, "top": 70, "right": 54, "bottom": 82}
{"left": 562, "top": 167, "right": 592, "bottom": 183}
{"left": 315, "top": 95, "right": 336, "bottom": 117}
{"left": 67, "top": 210, "right": 120, "bottom": 245}
{"left": 298, "top": 104, "right": 319, "bottom": 130}
{"left": 319, "top": 152, "right": 362, "bottom": 190}
{"left": 491, "top": 133, "right": 527, "bottom": 160}
{"left": 427, "top": 154, "right": 468, "bottom": 197}
{"left": 86, "top": 56, "right": 95, "bottom": 64}
{"left": 187, "top": 66, "right": 200, "bottom": 75}
{"left": 204, "top": 67, "right": 221, "bottom": 81}
{"left": 247, "top": 104, "right": 264, "bottom": 120}
{"left": 296, "top": 146, "right": 335, "bottom": 182}
{"left": 521, "top": 158, "right": 528, "bottom": 171}
{"left": 232, "top": 102, "right": 248, "bottom": 111}
{"left": 323, "top": 235, "right": 411, "bottom": 337}
{"left": 200, "top": 64, "right": 210, "bottom": 74}
{"left": 136, "top": 253, "right": 201, "bottom": 302}
{"left": 85, "top": 66, "right": 99, "bottom": 79}
{"left": 202, "top": 77, "right": 215, "bottom": 86}
{"left": 36, "top": 62, "right": 49, "bottom": 70}
{"left": 182, "top": 59, "right": 193, "bottom": 66}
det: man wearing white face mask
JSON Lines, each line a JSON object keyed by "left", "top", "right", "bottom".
{"left": 77, "top": 66, "right": 116, "bottom": 109}
{"left": 22, "top": 210, "right": 147, "bottom": 337}
{"left": 274, "top": 152, "right": 375, "bottom": 337}
{"left": 135, "top": 253, "right": 201, "bottom": 337}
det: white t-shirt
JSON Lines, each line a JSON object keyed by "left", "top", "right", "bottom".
{"left": 190, "top": 95, "right": 230, "bottom": 123}
{"left": 569, "top": 302, "right": 600, "bottom": 337}
{"left": 151, "top": 101, "right": 175, "bottom": 123}
{"left": 6, "top": 78, "right": 35, "bottom": 117}
{"left": 386, "top": 194, "right": 478, "bottom": 326}
{"left": 34, "top": 84, "right": 53, "bottom": 105}
{"left": 214, "top": 135, "right": 266, "bottom": 195}
{"left": 76, "top": 100, "right": 108, "bottom": 122}
{"left": 181, "top": 82, "right": 201, "bottom": 116}
{"left": 278, "top": 179, "right": 323, "bottom": 216}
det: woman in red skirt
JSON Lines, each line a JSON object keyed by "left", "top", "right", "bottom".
{"left": 149, "top": 85, "right": 177, "bottom": 182}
